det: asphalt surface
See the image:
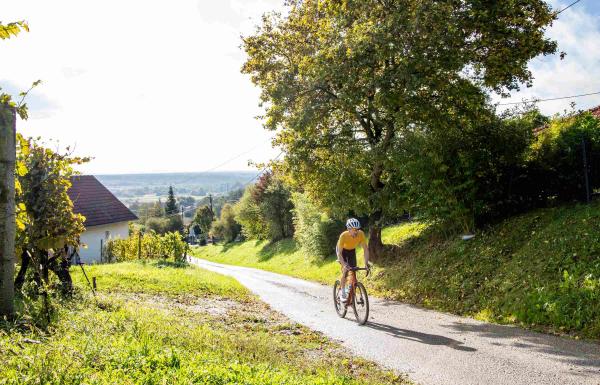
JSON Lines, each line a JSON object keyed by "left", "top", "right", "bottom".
{"left": 189, "top": 257, "right": 600, "bottom": 385}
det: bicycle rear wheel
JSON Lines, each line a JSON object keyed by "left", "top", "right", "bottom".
{"left": 333, "top": 280, "right": 347, "bottom": 318}
{"left": 352, "top": 282, "right": 369, "bottom": 325}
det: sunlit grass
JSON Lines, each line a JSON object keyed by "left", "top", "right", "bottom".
{"left": 71, "top": 260, "right": 249, "bottom": 301}
{"left": 1, "top": 262, "right": 407, "bottom": 385}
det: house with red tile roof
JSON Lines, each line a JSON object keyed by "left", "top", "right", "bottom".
{"left": 68, "top": 175, "right": 138, "bottom": 263}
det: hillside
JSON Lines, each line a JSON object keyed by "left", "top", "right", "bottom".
{"left": 193, "top": 200, "right": 600, "bottom": 339}
{"left": 96, "top": 171, "right": 255, "bottom": 201}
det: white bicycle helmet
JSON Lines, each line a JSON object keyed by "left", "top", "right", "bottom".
{"left": 346, "top": 218, "right": 361, "bottom": 229}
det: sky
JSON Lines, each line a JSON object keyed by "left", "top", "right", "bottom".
{"left": 1, "top": 0, "right": 599, "bottom": 175}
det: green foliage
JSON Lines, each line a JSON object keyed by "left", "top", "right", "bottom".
{"left": 235, "top": 185, "right": 269, "bottom": 239}
{"left": 15, "top": 137, "right": 88, "bottom": 283}
{"left": 192, "top": 205, "right": 214, "bottom": 235}
{"left": 398, "top": 111, "right": 533, "bottom": 232}
{"left": 144, "top": 215, "right": 183, "bottom": 235}
{"left": 243, "top": 0, "right": 557, "bottom": 248}
{"left": 211, "top": 204, "right": 242, "bottom": 243}
{"left": 234, "top": 173, "right": 294, "bottom": 242}
{"left": 165, "top": 185, "right": 179, "bottom": 215}
{"left": 291, "top": 192, "right": 343, "bottom": 259}
{"left": 527, "top": 112, "right": 600, "bottom": 202}
{"left": 105, "top": 231, "right": 187, "bottom": 263}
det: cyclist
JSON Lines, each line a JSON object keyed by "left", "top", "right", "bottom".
{"left": 337, "top": 218, "right": 370, "bottom": 302}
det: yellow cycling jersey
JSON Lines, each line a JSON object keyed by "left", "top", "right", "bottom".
{"left": 337, "top": 230, "right": 366, "bottom": 250}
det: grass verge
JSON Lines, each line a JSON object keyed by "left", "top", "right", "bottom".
{"left": 1, "top": 261, "right": 408, "bottom": 384}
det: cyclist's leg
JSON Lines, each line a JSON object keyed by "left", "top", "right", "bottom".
{"left": 338, "top": 245, "right": 349, "bottom": 289}
{"left": 340, "top": 249, "right": 356, "bottom": 292}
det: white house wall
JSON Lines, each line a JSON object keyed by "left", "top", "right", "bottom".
{"left": 78, "top": 221, "right": 130, "bottom": 264}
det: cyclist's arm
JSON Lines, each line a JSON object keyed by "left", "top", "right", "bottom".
{"left": 336, "top": 236, "right": 347, "bottom": 268}
{"left": 360, "top": 236, "right": 370, "bottom": 267}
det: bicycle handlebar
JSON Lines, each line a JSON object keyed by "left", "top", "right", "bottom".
{"left": 348, "top": 267, "right": 369, "bottom": 272}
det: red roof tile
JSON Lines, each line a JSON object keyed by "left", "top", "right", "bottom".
{"left": 68, "top": 175, "right": 137, "bottom": 227}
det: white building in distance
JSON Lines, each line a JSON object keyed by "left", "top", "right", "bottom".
{"left": 68, "top": 175, "right": 138, "bottom": 263}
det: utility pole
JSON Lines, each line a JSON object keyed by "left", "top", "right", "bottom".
{"left": 582, "top": 138, "right": 591, "bottom": 203}
{"left": 209, "top": 194, "right": 214, "bottom": 219}
{"left": 137, "top": 232, "right": 142, "bottom": 260}
{"left": 0, "top": 105, "right": 16, "bottom": 317}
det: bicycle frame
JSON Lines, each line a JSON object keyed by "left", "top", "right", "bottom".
{"left": 341, "top": 267, "right": 367, "bottom": 307}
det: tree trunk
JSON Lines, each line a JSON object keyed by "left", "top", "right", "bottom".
{"left": 367, "top": 158, "right": 387, "bottom": 262}
{"left": 367, "top": 210, "right": 385, "bottom": 262}
{"left": 0, "top": 105, "right": 16, "bottom": 317}
{"left": 48, "top": 250, "right": 72, "bottom": 296}
{"left": 14, "top": 250, "right": 30, "bottom": 291}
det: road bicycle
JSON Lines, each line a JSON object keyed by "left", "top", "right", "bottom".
{"left": 333, "top": 266, "right": 370, "bottom": 325}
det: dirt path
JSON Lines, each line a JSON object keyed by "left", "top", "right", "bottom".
{"left": 190, "top": 257, "right": 600, "bottom": 385}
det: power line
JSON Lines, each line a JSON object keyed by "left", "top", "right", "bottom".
{"left": 162, "top": 136, "right": 275, "bottom": 187}
{"left": 556, "top": 0, "right": 583, "bottom": 14}
{"left": 245, "top": 151, "right": 284, "bottom": 185}
{"left": 497, "top": 91, "right": 600, "bottom": 106}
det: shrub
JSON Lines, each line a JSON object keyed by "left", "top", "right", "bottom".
{"left": 234, "top": 186, "right": 268, "bottom": 239}
{"left": 527, "top": 112, "right": 600, "bottom": 202}
{"left": 145, "top": 216, "right": 183, "bottom": 235}
{"left": 145, "top": 217, "right": 169, "bottom": 234}
{"left": 105, "top": 231, "right": 186, "bottom": 262}
{"left": 291, "top": 192, "right": 343, "bottom": 259}
{"left": 399, "top": 111, "right": 532, "bottom": 232}
{"left": 234, "top": 173, "right": 294, "bottom": 242}
{"left": 211, "top": 204, "right": 241, "bottom": 243}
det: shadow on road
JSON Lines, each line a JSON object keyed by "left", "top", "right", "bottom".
{"left": 443, "top": 321, "right": 600, "bottom": 367}
{"left": 366, "top": 321, "right": 477, "bottom": 352}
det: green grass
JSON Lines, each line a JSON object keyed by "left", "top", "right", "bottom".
{"left": 71, "top": 260, "right": 249, "bottom": 301}
{"left": 194, "top": 201, "right": 600, "bottom": 340}
{"left": 192, "top": 239, "right": 347, "bottom": 284}
{"left": 1, "top": 262, "right": 407, "bottom": 384}
{"left": 374, "top": 201, "right": 600, "bottom": 339}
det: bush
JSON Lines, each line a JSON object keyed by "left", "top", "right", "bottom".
{"left": 291, "top": 192, "right": 343, "bottom": 259}
{"left": 234, "top": 186, "right": 269, "bottom": 239}
{"left": 145, "top": 217, "right": 169, "bottom": 234}
{"left": 145, "top": 216, "right": 183, "bottom": 235}
{"left": 105, "top": 231, "right": 187, "bottom": 262}
{"left": 211, "top": 204, "right": 241, "bottom": 243}
{"left": 527, "top": 112, "right": 600, "bottom": 202}
{"left": 399, "top": 111, "right": 532, "bottom": 232}
{"left": 234, "top": 173, "right": 294, "bottom": 242}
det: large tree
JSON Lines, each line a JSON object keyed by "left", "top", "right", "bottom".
{"left": 242, "top": 0, "right": 557, "bottom": 259}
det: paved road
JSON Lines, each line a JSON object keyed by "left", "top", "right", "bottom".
{"left": 190, "top": 257, "right": 600, "bottom": 385}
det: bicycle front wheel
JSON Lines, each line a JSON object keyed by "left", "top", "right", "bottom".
{"left": 352, "top": 282, "right": 369, "bottom": 325}
{"left": 333, "top": 280, "right": 347, "bottom": 318}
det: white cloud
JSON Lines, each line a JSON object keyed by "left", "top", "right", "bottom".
{"left": 494, "top": 0, "right": 600, "bottom": 115}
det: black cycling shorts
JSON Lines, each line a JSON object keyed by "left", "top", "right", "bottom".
{"left": 340, "top": 248, "right": 357, "bottom": 268}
